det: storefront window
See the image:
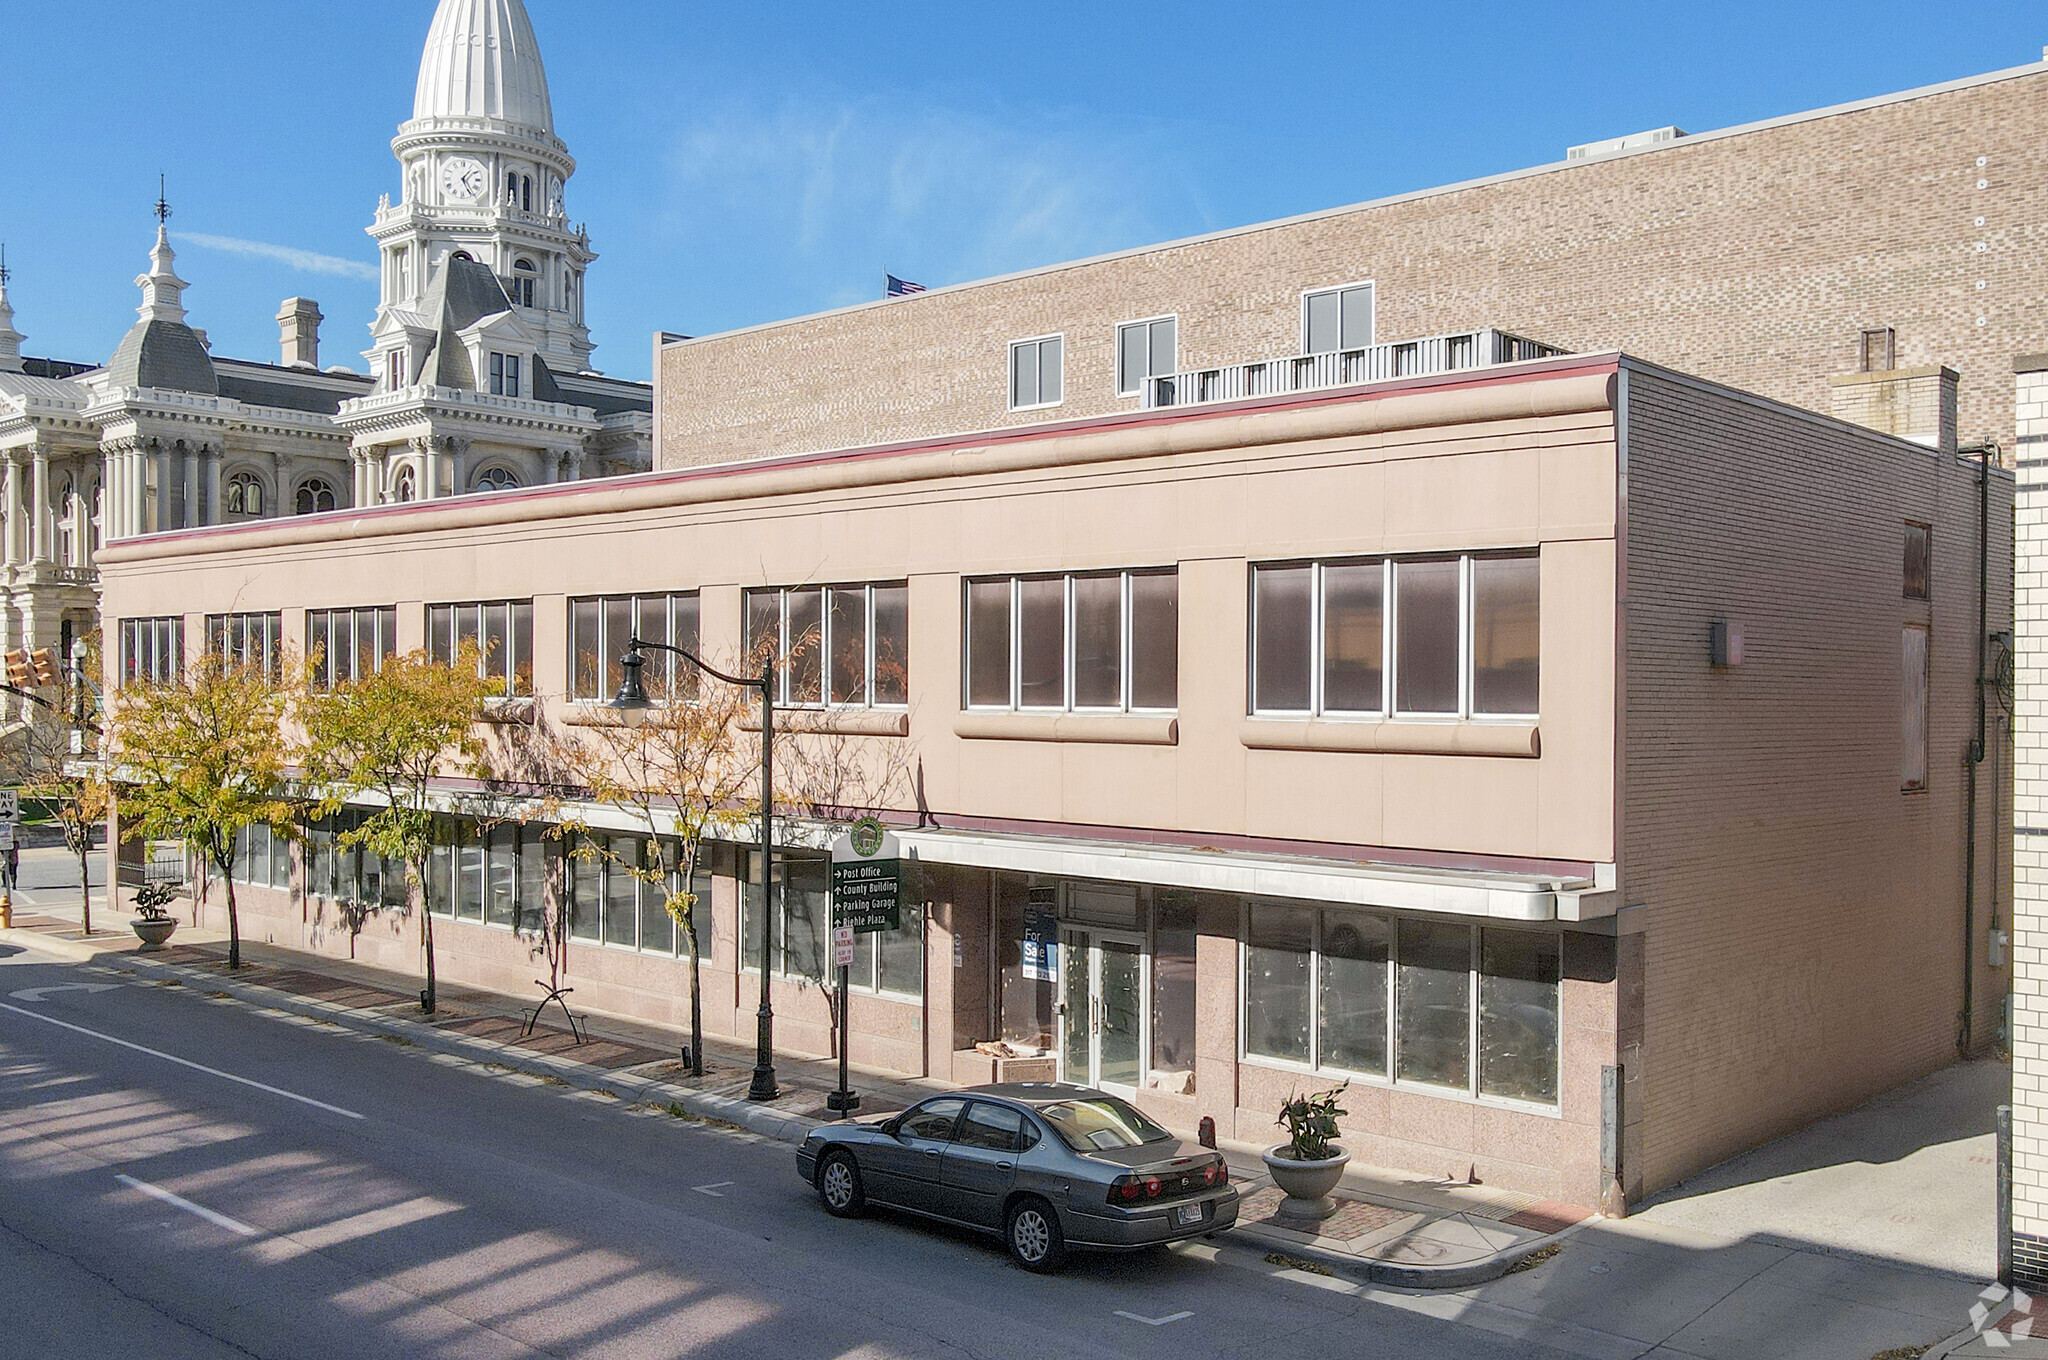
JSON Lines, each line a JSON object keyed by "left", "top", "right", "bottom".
{"left": 1479, "top": 929, "right": 1560, "bottom": 1102}
{"left": 639, "top": 841, "right": 675, "bottom": 955}
{"left": 1396, "top": 918, "right": 1471, "bottom": 1089}
{"left": 1319, "top": 910, "right": 1389, "bottom": 1076}
{"left": 1150, "top": 892, "right": 1199, "bottom": 1093}
{"left": 997, "top": 875, "right": 1055, "bottom": 1051}
{"left": 570, "top": 841, "right": 601, "bottom": 941}
{"left": 603, "top": 835, "right": 638, "bottom": 947}
{"left": 1244, "top": 901, "right": 1314, "bottom": 1064}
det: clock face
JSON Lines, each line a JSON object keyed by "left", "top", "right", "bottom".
{"left": 439, "top": 157, "right": 487, "bottom": 203}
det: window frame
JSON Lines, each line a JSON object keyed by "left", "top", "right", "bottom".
{"left": 426, "top": 598, "right": 533, "bottom": 697}
{"left": 205, "top": 611, "right": 284, "bottom": 680}
{"left": 963, "top": 569, "right": 1179, "bottom": 714}
{"left": 739, "top": 846, "right": 923, "bottom": 999}
{"left": 1007, "top": 333, "right": 1065, "bottom": 412}
{"left": 489, "top": 351, "right": 522, "bottom": 398}
{"left": 307, "top": 606, "right": 398, "bottom": 691}
{"left": 1299, "top": 280, "right": 1376, "bottom": 355}
{"left": 1236, "top": 902, "right": 1561, "bottom": 1113}
{"left": 1115, "top": 314, "right": 1178, "bottom": 399}
{"left": 1248, "top": 551, "right": 1539, "bottom": 722}
{"left": 119, "top": 616, "right": 186, "bottom": 684}
{"left": 568, "top": 591, "right": 702, "bottom": 703}
{"left": 1903, "top": 521, "right": 1932, "bottom": 601}
{"left": 1903, "top": 623, "right": 1930, "bottom": 793}
{"left": 741, "top": 583, "right": 909, "bottom": 711}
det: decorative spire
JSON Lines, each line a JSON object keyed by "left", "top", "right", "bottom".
{"left": 135, "top": 178, "right": 189, "bottom": 325}
{"left": 0, "top": 244, "right": 22, "bottom": 373}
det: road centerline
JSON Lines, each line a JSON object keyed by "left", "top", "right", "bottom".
{"left": 0, "top": 999, "right": 366, "bottom": 1121}
{"left": 115, "top": 1173, "right": 261, "bottom": 1237}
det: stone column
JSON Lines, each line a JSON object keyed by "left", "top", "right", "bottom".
{"left": 564, "top": 448, "right": 584, "bottom": 484}
{"left": 2, "top": 453, "right": 21, "bottom": 567}
{"left": 30, "top": 445, "right": 50, "bottom": 562}
{"left": 449, "top": 437, "right": 471, "bottom": 497}
{"left": 204, "top": 445, "right": 223, "bottom": 525}
{"left": 182, "top": 446, "right": 200, "bottom": 530}
{"left": 541, "top": 448, "right": 559, "bottom": 485}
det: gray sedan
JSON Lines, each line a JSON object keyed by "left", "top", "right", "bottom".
{"left": 795, "top": 1082, "right": 1239, "bottom": 1272}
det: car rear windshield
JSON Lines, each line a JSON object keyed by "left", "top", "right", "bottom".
{"left": 1036, "top": 1096, "right": 1174, "bottom": 1152}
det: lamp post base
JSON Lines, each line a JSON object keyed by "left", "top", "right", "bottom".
{"left": 825, "top": 1089, "right": 860, "bottom": 1114}
{"left": 746, "top": 1066, "right": 780, "bottom": 1102}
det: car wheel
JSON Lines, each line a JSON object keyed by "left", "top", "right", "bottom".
{"left": 1006, "top": 1197, "right": 1067, "bottom": 1273}
{"left": 816, "top": 1151, "right": 865, "bottom": 1217}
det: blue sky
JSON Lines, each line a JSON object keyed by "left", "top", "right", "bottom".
{"left": 2, "top": 1, "right": 2043, "bottom": 381}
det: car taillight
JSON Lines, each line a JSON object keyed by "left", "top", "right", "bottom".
{"left": 1202, "top": 1162, "right": 1222, "bottom": 1186}
{"left": 1109, "top": 1174, "right": 1166, "bottom": 1205}
{"left": 1143, "top": 1176, "right": 1162, "bottom": 1198}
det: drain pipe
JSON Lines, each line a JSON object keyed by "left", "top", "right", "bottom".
{"left": 1960, "top": 439, "right": 1999, "bottom": 1058}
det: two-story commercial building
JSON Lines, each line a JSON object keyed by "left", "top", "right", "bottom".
{"left": 97, "top": 345, "right": 2009, "bottom": 1213}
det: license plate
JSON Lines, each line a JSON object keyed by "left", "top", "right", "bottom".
{"left": 1173, "top": 1203, "right": 1204, "bottom": 1227}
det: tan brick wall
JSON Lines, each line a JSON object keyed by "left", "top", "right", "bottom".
{"left": 2010, "top": 364, "right": 2048, "bottom": 1244}
{"left": 661, "top": 67, "right": 2048, "bottom": 472}
{"left": 1621, "top": 364, "right": 2012, "bottom": 1197}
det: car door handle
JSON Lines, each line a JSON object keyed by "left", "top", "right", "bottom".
{"left": 997, "top": 1161, "right": 1014, "bottom": 1171}
{"left": 924, "top": 1148, "right": 940, "bottom": 1158}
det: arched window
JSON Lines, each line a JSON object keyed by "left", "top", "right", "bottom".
{"left": 225, "top": 472, "right": 264, "bottom": 519}
{"left": 392, "top": 468, "right": 417, "bottom": 503}
{"left": 296, "top": 479, "right": 337, "bottom": 515}
{"left": 451, "top": 250, "right": 473, "bottom": 263}
{"left": 474, "top": 466, "right": 520, "bottom": 493}
{"left": 506, "top": 172, "right": 518, "bottom": 204}
{"left": 512, "top": 258, "right": 536, "bottom": 308}
{"left": 522, "top": 175, "right": 533, "bottom": 212}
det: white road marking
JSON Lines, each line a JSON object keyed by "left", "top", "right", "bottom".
{"left": 9, "top": 983, "right": 118, "bottom": 1002}
{"left": 1115, "top": 1311, "right": 1192, "bottom": 1326}
{"left": 0, "top": 1000, "right": 365, "bottom": 1120}
{"left": 115, "top": 1174, "right": 260, "bottom": 1237}
{"left": 692, "top": 1181, "right": 734, "bottom": 1197}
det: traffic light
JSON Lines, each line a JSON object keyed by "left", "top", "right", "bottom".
{"left": 2, "top": 650, "right": 29, "bottom": 689}
{"left": 28, "top": 649, "right": 57, "bottom": 688}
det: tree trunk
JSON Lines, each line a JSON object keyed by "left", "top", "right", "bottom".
{"left": 416, "top": 856, "right": 436, "bottom": 1014}
{"left": 686, "top": 912, "right": 704, "bottom": 1078}
{"left": 75, "top": 833, "right": 90, "bottom": 937}
{"left": 221, "top": 858, "right": 241, "bottom": 970}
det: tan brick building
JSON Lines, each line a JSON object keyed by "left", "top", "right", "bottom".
{"left": 658, "top": 60, "right": 2048, "bottom": 472}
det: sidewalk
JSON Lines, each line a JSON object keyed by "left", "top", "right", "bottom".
{"left": 0, "top": 907, "right": 1573, "bottom": 1286}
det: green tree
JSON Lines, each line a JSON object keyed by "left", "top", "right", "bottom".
{"left": 109, "top": 653, "right": 293, "bottom": 969}
{"left": 300, "top": 645, "right": 498, "bottom": 1014}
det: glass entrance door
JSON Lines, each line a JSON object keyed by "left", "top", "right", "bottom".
{"left": 1058, "top": 930, "right": 1146, "bottom": 1096}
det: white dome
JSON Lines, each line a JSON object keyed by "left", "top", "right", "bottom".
{"left": 412, "top": 0, "right": 554, "bottom": 132}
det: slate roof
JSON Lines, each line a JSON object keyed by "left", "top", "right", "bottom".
{"left": 104, "top": 317, "right": 218, "bottom": 395}
{"left": 213, "top": 358, "right": 373, "bottom": 416}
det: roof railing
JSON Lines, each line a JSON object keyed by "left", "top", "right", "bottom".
{"left": 1142, "top": 327, "right": 1566, "bottom": 409}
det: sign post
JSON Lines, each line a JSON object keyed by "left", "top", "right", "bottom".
{"left": 0, "top": 789, "right": 17, "bottom": 929}
{"left": 828, "top": 818, "right": 902, "bottom": 1115}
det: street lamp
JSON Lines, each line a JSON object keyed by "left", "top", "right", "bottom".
{"left": 610, "top": 635, "right": 780, "bottom": 1103}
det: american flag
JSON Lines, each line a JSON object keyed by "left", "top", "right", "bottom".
{"left": 886, "top": 274, "right": 926, "bottom": 297}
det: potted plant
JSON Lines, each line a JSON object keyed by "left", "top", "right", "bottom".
{"left": 1263, "top": 1082, "right": 1349, "bottom": 1221}
{"left": 130, "top": 882, "right": 179, "bottom": 951}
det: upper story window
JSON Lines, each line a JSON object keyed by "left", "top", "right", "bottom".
{"left": 1302, "top": 282, "right": 1374, "bottom": 354}
{"left": 391, "top": 468, "right": 417, "bottom": 503}
{"left": 965, "top": 570, "right": 1177, "bottom": 712}
{"left": 474, "top": 466, "right": 520, "bottom": 493}
{"left": 308, "top": 606, "right": 397, "bottom": 690}
{"left": 744, "top": 583, "right": 909, "bottom": 709}
{"left": 207, "top": 612, "right": 283, "bottom": 680}
{"left": 489, "top": 352, "right": 522, "bottom": 398}
{"left": 224, "top": 472, "right": 264, "bottom": 519}
{"left": 427, "top": 599, "right": 533, "bottom": 697}
{"left": 119, "top": 616, "right": 184, "bottom": 685}
{"left": 1251, "top": 552, "right": 1538, "bottom": 720}
{"left": 1008, "top": 335, "right": 1063, "bottom": 411}
{"left": 296, "top": 479, "right": 337, "bottom": 515}
{"left": 386, "top": 349, "right": 407, "bottom": 389}
{"left": 1859, "top": 326, "right": 1897, "bottom": 373}
{"left": 1904, "top": 521, "right": 1931, "bottom": 600}
{"left": 511, "top": 259, "right": 537, "bottom": 308}
{"left": 571, "top": 592, "right": 701, "bottom": 702}
{"left": 1116, "top": 316, "right": 1177, "bottom": 398}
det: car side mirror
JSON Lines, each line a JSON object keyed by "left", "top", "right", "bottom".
{"left": 880, "top": 1117, "right": 903, "bottom": 1138}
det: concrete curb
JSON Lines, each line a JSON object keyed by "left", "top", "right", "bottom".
{"left": 1230, "top": 1214, "right": 1584, "bottom": 1289}
{"left": 64, "top": 941, "right": 828, "bottom": 1147}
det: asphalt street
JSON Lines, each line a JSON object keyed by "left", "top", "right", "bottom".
{"left": 0, "top": 941, "right": 1588, "bottom": 1360}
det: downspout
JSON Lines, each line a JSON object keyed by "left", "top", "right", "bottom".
{"left": 1960, "top": 439, "right": 1998, "bottom": 1057}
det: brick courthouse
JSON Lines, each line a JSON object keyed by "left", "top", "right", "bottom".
{"left": 102, "top": 55, "right": 2037, "bottom": 1215}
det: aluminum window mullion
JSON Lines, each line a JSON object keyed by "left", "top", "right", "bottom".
{"left": 865, "top": 584, "right": 877, "bottom": 711}
{"left": 1466, "top": 925, "right": 1481, "bottom": 1098}
{"left": 1311, "top": 562, "right": 1325, "bottom": 717}
{"left": 1065, "top": 575, "right": 1076, "bottom": 711}
{"left": 1308, "top": 908, "right": 1321, "bottom": 1072}
{"left": 1460, "top": 555, "right": 1475, "bottom": 720}
{"left": 1010, "top": 577, "right": 1022, "bottom": 709}
{"left": 1383, "top": 559, "right": 1397, "bottom": 717}
{"left": 1121, "top": 572, "right": 1134, "bottom": 713}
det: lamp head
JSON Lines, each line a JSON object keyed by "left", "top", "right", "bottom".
{"left": 608, "top": 644, "right": 652, "bottom": 726}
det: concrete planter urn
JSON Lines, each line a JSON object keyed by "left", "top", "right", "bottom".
{"left": 1266, "top": 1081, "right": 1351, "bottom": 1222}
{"left": 1262, "top": 1145, "right": 1350, "bottom": 1221}
{"left": 131, "top": 916, "right": 177, "bottom": 951}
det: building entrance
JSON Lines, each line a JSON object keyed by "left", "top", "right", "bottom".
{"left": 1058, "top": 929, "right": 1145, "bottom": 1096}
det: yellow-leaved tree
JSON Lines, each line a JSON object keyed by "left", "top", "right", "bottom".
{"left": 299, "top": 645, "right": 499, "bottom": 1014}
{"left": 109, "top": 652, "right": 294, "bottom": 969}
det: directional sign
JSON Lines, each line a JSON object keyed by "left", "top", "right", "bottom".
{"left": 9, "top": 983, "right": 118, "bottom": 1003}
{"left": 830, "top": 818, "right": 901, "bottom": 934}
{"left": 0, "top": 790, "right": 17, "bottom": 823}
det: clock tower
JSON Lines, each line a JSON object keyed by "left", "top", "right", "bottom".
{"left": 365, "top": 0, "right": 597, "bottom": 384}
